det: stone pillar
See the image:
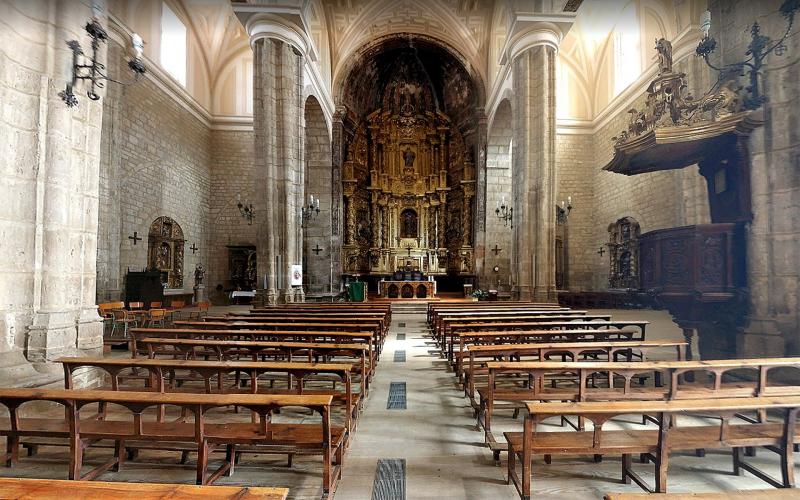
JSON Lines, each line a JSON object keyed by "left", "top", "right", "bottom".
{"left": 510, "top": 36, "right": 559, "bottom": 303}
{"left": 27, "top": 0, "right": 105, "bottom": 364}
{"left": 250, "top": 25, "right": 306, "bottom": 304}
{"left": 0, "top": 0, "right": 104, "bottom": 385}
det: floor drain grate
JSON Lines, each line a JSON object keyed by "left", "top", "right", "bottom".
{"left": 393, "top": 350, "right": 406, "bottom": 362}
{"left": 387, "top": 382, "right": 407, "bottom": 409}
{"left": 396, "top": 333, "right": 406, "bottom": 341}
{"left": 371, "top": 458, "right": 406, "bottom": 500}
{"left": 398, "top": 322, "right": 406, "bottom": 328}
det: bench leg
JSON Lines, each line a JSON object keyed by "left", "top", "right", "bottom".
{"left": 68, "top": 437, "right": 83, "bottom": 480}
{"left": 113, "top": 440, "right": 125, "bottom": 472}
{"left": 225, "top": 444, "right": 235, "bottom": 477}
{"left": 24, "top": 444, "right": 38, "bottom": 457}
{"left": 180, "top": 451, "right": 190, "bottom": 464}
{"left": 733, "top": 447, "right": 742, "bottom": 476}
{"left": 5, "top": 436, "right": 19, "bottom": 466}
{"left": 622, "top": 454, "right": 632, "bottom": 484}
{"left": 196, "top": 441, "right": 209, "bottom": 485}
{"left": 782, "top": 444, "right": 796, "bottom": 488}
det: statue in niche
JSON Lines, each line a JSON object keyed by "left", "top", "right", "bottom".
{"left": 401, "top": 209, "right": 418, "bottom": 239}
{"left": 402, "top": 146, "right": 416, "bottom": 168}
{"left": 655, "top": 38, "right": 673, "bottom": 75}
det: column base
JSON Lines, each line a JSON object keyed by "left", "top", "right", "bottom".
{"left": 27, "top": 311, "right": 77, "bottom": 363}
{"left": 737, "top": 316, "right": 785, "bottom": 357}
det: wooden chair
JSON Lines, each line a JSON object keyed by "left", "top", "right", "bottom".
{"left": 187, "top": 301, "right": 211, "bottom": 320}
{"left": 150, "top": 301, "right": 163, "bottom": 308}
{"left": 166, "top": 300, "right": 187, "bottom": 323}
{"left": 109, "top": 304, "right": 137, "bottom": 339}
{"left": 145, "top": 308, "right": 167, "bottom": 328}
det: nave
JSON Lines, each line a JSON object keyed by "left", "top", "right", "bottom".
{"left": 1, "top": 302, "right": 797, "bottom": 499}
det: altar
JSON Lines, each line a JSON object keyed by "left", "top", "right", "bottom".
{"left": 379, "top": 279, "right": 436, "bottom": 299}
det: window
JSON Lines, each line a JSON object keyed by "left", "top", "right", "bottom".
{"left": 613, "top": 3, "right": 641, "bottom": 96}
{"left": 160, "top": 2, "right": 187, "bottom": 86}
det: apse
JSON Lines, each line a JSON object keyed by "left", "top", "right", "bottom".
{"left": 336, "top": 35, "right": 483, "bottom": 287}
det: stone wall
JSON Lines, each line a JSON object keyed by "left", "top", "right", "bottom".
{"left": 97, "top": 39, "right": 211, "bottom": 302}
{"left": 721, "top": 0, "right": 800, "bottom": 356}
{"left": 207, "top": 129, "right": 257, "bottom": 303}
{"left": 555, "top": 133, "right": 596, "bottom": 290}
{"left": 485, "top": 100, "right": 514, "bottom": 291}
{"left": 303, "top": 96, "right": 337, "bottom": 296}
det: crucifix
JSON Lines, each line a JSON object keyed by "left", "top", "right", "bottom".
{"left": 312, "top": 244, "right": 323, "bottom": 255}
{"left": 491, "top": 244, "right": 502, "bottom": 256}
{"left": 597, "top": 246, "right": 606, "bottom": 257}
{"left": 406, "top": 244, "right": 413, "bottom": 257}
{"left": 128, "top": 231, "right": 142, "bottom": 245}
{"left": 189, "top": 243, "right": 199, "bottom": 254}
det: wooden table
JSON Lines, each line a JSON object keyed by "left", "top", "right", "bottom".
{"left": 0, "top": 478, "right": 289, "bottom": 500}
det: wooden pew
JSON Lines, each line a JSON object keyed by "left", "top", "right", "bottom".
{"left": 138, "top": 337, "right": 372, "bottom": 394}
{"left": 254, "top": 304, "right": 392, "bottom": 324}
{"left": 431, "top": 309, "right": 585, "bottom": 338}
{"left": 130, "top": 329, "right": 378, "bottom": 367}
{"left": 0, "top": 389, "right": 341, "bottom": 495}
{"left": 604, "top": 490, "right": 800, "bottom": 500}
{"left": 174, "top": 320, "right": 385, "bottom": 353}
{"left": 209, "top": 314, "right": 389, "bottom": 338}
{"left": 427, "top": 302, "right": 562, "bottom": 324}
{"left": 445, "top": 321, "right": 649, "bottom": 361}
{"left": 480, "top": 358, "right": 800, "bottom": 459}
{"left": 463, "top": 340, "right": 686, "bottom": 399}
{"left": 57, "top": 357, "right": 357, "bottom": 433}
{"left": 506, "top": 396, "right": 800, "bottom": 499}
{"left": 435, "top": 313, "right": 611, "bottom": 346}
{"left": 0, "top": 478, "right": 290, "bottom": 500}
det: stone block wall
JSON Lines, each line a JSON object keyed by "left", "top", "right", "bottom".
{"left": 97, "top": 40, "right": 211, "bottom": 301}
{"left": 485, "top": 101, "right": 514, "bottom": 291}
{"left": 303, "top": 97, "right": 336, "bottom": 296}
{"left": 208, "top": 129, "right": 257, "bottom": 302}
{"left": 555, "top": 133, "right": 596, "bottom": 290}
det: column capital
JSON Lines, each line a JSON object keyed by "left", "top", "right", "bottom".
{"left": 500, "top": 14, "right": 575, "bottom": 64}
{"left": 234, "top": 8, "right": 316, "bottom": 61}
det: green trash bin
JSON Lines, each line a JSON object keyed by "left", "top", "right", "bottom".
{"left": 348, "top": 281, "right": 366, "bottom": 302}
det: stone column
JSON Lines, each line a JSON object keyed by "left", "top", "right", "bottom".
{"left": 511, "top": 36, "right": 558, "bottom": 302}
{"left": 24, "top": 0, "right": 105, "bottom": 366}
{"left": 248, "top": 21, "right": 306, "bottom": 304}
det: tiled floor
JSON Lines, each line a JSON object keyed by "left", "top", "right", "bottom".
{"left": 0, "top": 306, "right": 793, "bottom": 499}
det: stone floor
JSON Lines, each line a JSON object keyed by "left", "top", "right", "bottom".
{"left": 0, "top": 306, "right": 794, "bottom": 499}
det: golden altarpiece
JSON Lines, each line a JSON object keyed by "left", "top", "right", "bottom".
{"left": 342, "top": 56, "right": 475, "bottom": 278}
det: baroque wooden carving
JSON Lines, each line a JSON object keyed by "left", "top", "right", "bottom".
{"left": 342, "top": 52, "right": 475, "bottom": 275}
{"left": 147, "top": 216, "right": 185, "bottom": 288}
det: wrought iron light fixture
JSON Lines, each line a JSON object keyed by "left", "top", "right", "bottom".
{"left": 59, "top": 17, "right": 146, "bottom": 107}
{"left": 556, "top": 196, "right": 573, "bottom": 224}
{"left": 301, "top": 195, "right": 321, "bottom": 228}
{"left": 236, "top": 194, "right": 254, "bottom": 225}
{"left": 495, "top": 196, "right": 513, "bottom": 228}
{"left": 695, "top": 1, "right": 798, "bottom": 110}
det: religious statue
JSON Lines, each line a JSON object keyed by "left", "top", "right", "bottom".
{"left": 655, "top": 38, "right": 673, "bottom": 75}
{"left": 402, "top": 146, "right": 416, "bottom": 168}
{"left": 194, "top": 263, "right": 205, "bottom": 286}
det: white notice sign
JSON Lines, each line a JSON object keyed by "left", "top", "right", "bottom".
{"left": 290, "top": 265, "right": 303, "bottom": 286}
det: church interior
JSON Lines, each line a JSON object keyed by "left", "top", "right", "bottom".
{"left": 1, "top": 0, "right": 800, "bottom": 498}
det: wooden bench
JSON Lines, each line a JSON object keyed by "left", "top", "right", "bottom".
{"left": 137, "top": 337, "right": 372, "bottom": 394}
{"left": 0, "top": 389, "right": 341, "bottom": 495}
{"left": 435, "top": 313, "right": 609, "bottom": 346}
{"left": 175, "top": 321, "right": 385, "bottom": 353}
{"left": 427, "top": 302, "right": 562, "bottom": 324}
{"left": 480, "top": 358, "right": 800, "bottom": 459}
{"left": 130, "top": 328, "right": 378, "bottom": 367}
{"left": 253, "top": 304, "right": 392, "bottom": 325}
{"left": 445, "top": 321, "right": 649, "bottom": 362}
{"left": 431, "top": 309, "right": 583, "bottom": 338}
{"left": 604, "top": 490, "right": 800, "bottom": 500}
{"left": 463, "top": 340, "right": 686, "bottom": 399}
{"left": 506, "top": 396, "right": 800, "bottom": 499}
{"left": 57, "top": 357, "right": 357, "bottom": 432}
{"left": 0, "top": 477, "right": 290, "bottom": 499}
{"left": 210, "top": 314, "right": 389, "bottom": 340}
